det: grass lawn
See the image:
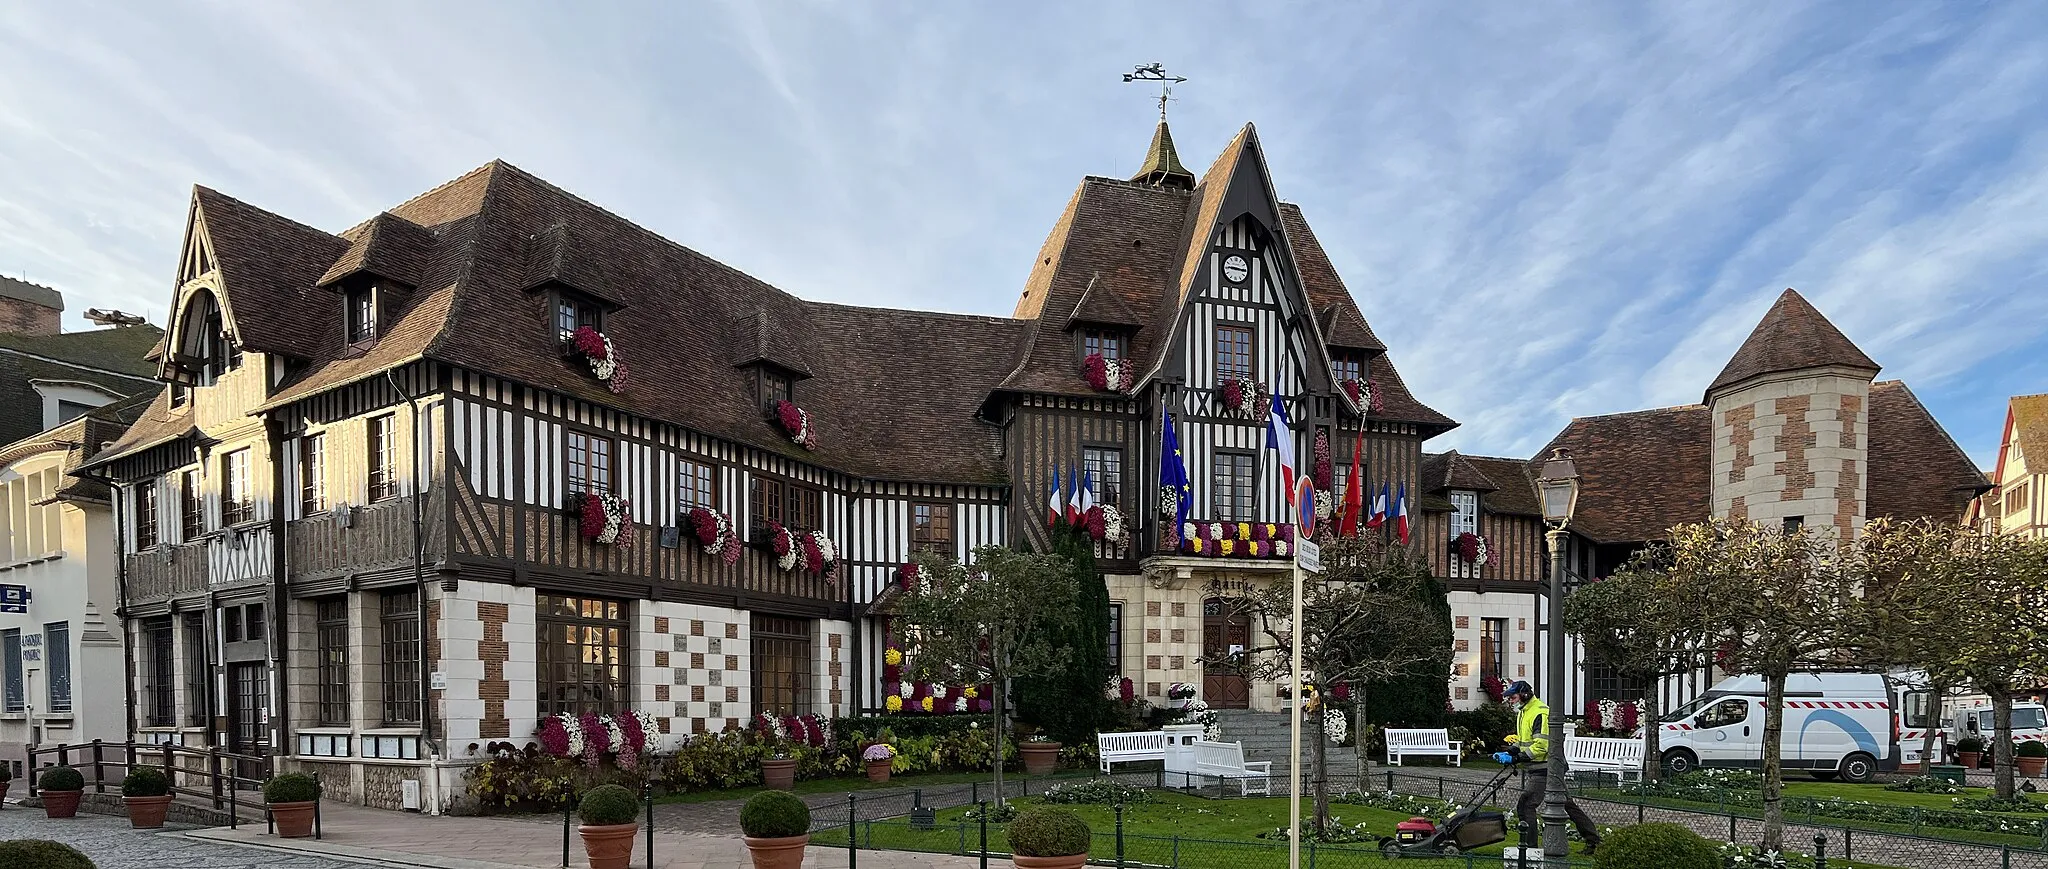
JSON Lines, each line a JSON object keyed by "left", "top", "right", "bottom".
{"left": 655, "top": 768, "right": 1102, "bottom": 805}
{"left": 1577, "top": 780, "right": 2048, "bottom": 851}
{"left": 1779, "top": 781, "right": 2048, "bottom": 811}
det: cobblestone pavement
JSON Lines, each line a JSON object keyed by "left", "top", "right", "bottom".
{"left": 0, "top": 809, "right": 367, "bottom": 868}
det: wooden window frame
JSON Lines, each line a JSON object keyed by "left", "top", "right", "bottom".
{"left": 134, "top": 480, "right": 159, "bottom": 551}
{"left": 1079, "top": 329, "right": 1126, "bottom": 362}
{"left": 911, "top": 501, "right": 954, "bottom": 554}
{"left": 380, "top": 589, "right": 421, "bottom": 725}
{"left": 564, "top": 429, "right": 615, "bottom": 497}
{"left": 553, "top": 290, "right": 604, "bottom": 341}
{"left": 221, "top": 448, "right": 253, "bottom": 527}
{"left": 368, "top": 414, "right": 400, "bottom": 503}
{"left": 750, "top": 615, "right": 813, "bottom": 716}
{"left": 759, "top": 369, "right": 794, "bottom": 412}
{"left": 1211, "top": 450, "right": 1256, "bottom": 522}
{"left": 346, "top": 286, "right": 378, "bottom": 346}
{"left": 182, "top": 612, "right": 207, "bottom": 727}
{"left": 750, "top": 476, "right": 785, "bottom": 537}
{"left": 181, "top": 469, "right": 204, "bottom": 541}
{"left": 1082, "top": 445, "right": 1124, "bottom": 507}
{"left": 536, "top": 594, "right": 630, "bottom": 718}
{"left": 787, "top": 484, "right": 823, "bottom": 532}
{"left": 300, "top": 433, "right": 327, "bottom": 518}
{"left": 678, "top": 458, "right": 716, "bottom": 511}
{"left": 1214, "top": 322, "right": 1255, "bottom": 381}
{"left": 1479, "top": 617, "right": 1506, "bottom": 684}
{"left": 144, "top": 617, "right": 175, "bottom": 726}
{"left": 1332, "top": 351, "right": 1364, "bottom": 385}
{"left": 315, "top": 598, "right": 349, "bottom": 726}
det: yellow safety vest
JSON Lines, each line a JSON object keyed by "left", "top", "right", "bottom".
{"left": 1516, "top": 697, "right": 1551, "bottom": 762}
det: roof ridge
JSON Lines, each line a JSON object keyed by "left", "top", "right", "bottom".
{"left": 1569, "top": 403, "right": 1708, "bottom": 423}
{"left": 193, "top": 184, "right": 343, "bottom": 241}
{"left": 804, "top": 299, "right": 1017, "bottom": 325}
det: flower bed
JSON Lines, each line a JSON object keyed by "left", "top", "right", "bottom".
{"left": 1618, "top": 778, "right": 2048, "bottom": 837}
{"left": 1182, "top": 521, "right": 1295, "bottom": 558}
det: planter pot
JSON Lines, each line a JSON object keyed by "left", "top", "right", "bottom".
{"left": 2020, "top": 757, "right": 2047, "bottom": 778}
{"left": 865, "top": 759, "right": 892, "bottom": 783}
{"left": 41, "top": 789, "right": 82, "bottom": 819}
{"left": 270, "top": 800, "right": 317, "bottom": 838}
{"left": 1960, "top": 752, "right": 1982, "bottom": 770}
{"left": 744, "top": 833, "right": 810, "bottom": 869}
{"left": 761, "top": 757, "right": 797, "bottom": 791}
{"left": 1019, "top": 742, "right": 1062, "bottom": 776}
{"left": 126, "top": 794, "right": 173, "bottom": 829}
{"left": 580, "top": 821, "right": 641, "bottom": 869}
{"left": 1014, "top": 854, "right": 1088, "bottom": 869}
{"left": 0, "top": 779, "right": 10, "bottom": 806}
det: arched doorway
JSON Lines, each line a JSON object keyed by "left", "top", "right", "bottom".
{"left": 1202, "top": 597, "right": 1250, "bottom": 709}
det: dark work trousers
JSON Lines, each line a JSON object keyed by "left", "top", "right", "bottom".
{"left": 1516, "top": 770, "right": 1602, "bottom": 843}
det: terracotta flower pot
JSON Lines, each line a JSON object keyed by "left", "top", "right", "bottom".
{"left": 865, "top": 759, "right": 892, "bottom": 783}
{"left": 1014, "top": 854, "right": 1087, "bottom": 869}
{"left": 0, "top": 779, "right": 11, "bottom": 806}
{"left": 580, "top": 821, "right": 641, "bottom": 869}
{"left": 41, "top": 789, "right": 82, "bottom": 819}
{"left": 1961, "top": 751, "right": 1982, "bottom": 770}
{"left": 745, "top": 834, "right": 810, "bottom": 869}
{"left": 2019, "top": 757, "right": 2047, "bottom": 778}
{"left": 1020, "top": 742, "right": 1061, "bottom": 776}
{"left": 761, "top": 757, "right": 797, "bottom": 790}
{"left": 126, "top": 794, "right": 173, "bottom": 828}
{"left": 270, "top": 800, "right": 317, "bottom": 838}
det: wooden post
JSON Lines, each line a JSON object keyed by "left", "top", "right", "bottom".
{"left": 92, "top": 740, "right": 105, "bottom": 792}
{"left": 209, "top": 747, "right": 223, "bottom": 808}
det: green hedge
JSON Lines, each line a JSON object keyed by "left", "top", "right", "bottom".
{"left": 1593, "top": 823, "right": 1718, "bottom": 869}
{"left": 1620, "top": 780, "right": 2048, "bottom": 837}
{"left": 0, "top": 840, "right": 94, "bottom": 869}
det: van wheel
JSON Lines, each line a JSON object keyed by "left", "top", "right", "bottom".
{"left": 1663, "top": 749, "right": 1699, "bottom": 776}
{"left": 1840, "top": 753, "right": 1878, "bottom": 784}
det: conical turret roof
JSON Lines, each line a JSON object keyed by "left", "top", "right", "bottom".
{"left": 1707, "top": 288, "right": 1879, "bottom": 399}
{"left": 1131, "top": 120, "right": 1194, "bottom": 189}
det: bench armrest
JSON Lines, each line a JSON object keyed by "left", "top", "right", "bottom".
{"left": 1447, "top": 740, "right": 1462, "bottom": 752}
{"left": 1242, "top": 761, "right": 1272, "bottom": 773}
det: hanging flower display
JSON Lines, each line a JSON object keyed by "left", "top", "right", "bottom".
{"left": 896, "top": 560, "right": 932, "bottom": 592}
{"left": 799, "top": 530, "right": 840, "bottom": 583}
{"left": 1342, "top": 378, "right": 1387, "bottom": 415}
{"left": 563, "top": 326, "right": 628, "bottom": 394}
{"left": 771, "top": 399, "right": 817, "bottom": 450}
{"left": 764, "top": 521, "right": 798, "bottom": 569}
{"left": 572, "top": 492, "right": 632, "bottom": 545}
{"left": 1220, "top": 376, "right": 1267, "bottom": 418}
{"left": 686, "top": 507, "right": 742, "bottom": 564}
{"left": 1453, "top": 532, "right": 1489, "bottom": 566}
{"left": 1081, "top": 353, "right": 1136, "bottom": 393}
{"left": 1312, "top": 430, "right": 1333, "bottom": 490}
{"left": 536, "top": 710, "right": 656, "bottom": 769}
{"left": 1182, "top": 522, "right": 1296, "bottom": 559}
{"left": 1315, "top": 490, "right": 1334, "bottom": 521}
{"left": 1099, "top": 504, "right": 1127, "bottom": 545}
{"left": 1159, "top": 485, "right": 1181, "bottom": 520}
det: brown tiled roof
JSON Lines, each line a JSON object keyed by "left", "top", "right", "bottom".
{"left": 728, "top": 309, "right": 814, "bottom": 377}
{"left": 2008, "top": 394, "right": 2048, "bottom": 478}
{"left": 193, "top": 187, "right": 350, "bottom": 357}
{"left": 1867, "top": 381, "right": 1991, "bottom": 521}
{"left": 1706, "top": 288, "right": 1879, "bottom": 398}
{"left": 1421, "top": 450, "right": 1500, "bottom": 492}
{"left": 317, "top": 212, "right": 435, "bottom": 289}
{"left": 1533, "top": 405, "right": 1714, "bottom": 544}
{"left": 87, "top": 389, "right": 197, "bottom": 469}
{"left": 1064, "top": 274, "right": 1144, "bottom": 329}
{"left": 0, "top": 324, "right": 162, "bottom": 446}
{"left": 1363, "top": 352, "right": 1456, "bottom": 430}
{"left": 1463, "top": 455, "right": 1543, "bottom": 517}
{"left": 1318, "top": 304, "right": 1384, "bottom": 353}
{"left": 1278, "top": 206, "right": 1387, "bottom": 354}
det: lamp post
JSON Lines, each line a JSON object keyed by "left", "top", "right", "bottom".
{"left": 1536, "top": 448, "right": 1581, "bottom": 860}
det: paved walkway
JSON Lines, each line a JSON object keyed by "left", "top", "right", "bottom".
{"left": 0, "top": 809, "right": 363, "bottom": 869}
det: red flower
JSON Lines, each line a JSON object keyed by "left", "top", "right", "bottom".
{"left": 571, "top": 326, "right": 608, "bottom": 360}
{"left": 1082, "top": 353, "right": 1109, "bottom": 390}
{"left": 897, "top": 562, "right": 918, "bottom": 589}
{"left": 619, "top": 711, "right": 646, "bottom": 753}
{"left": 1312, "top": 430, "right": 1332, "bottom": 490}
{"left": 1456, "top": 532, "right": 1482, "bottom": 564}
{"left": 1331, "top": 682, "right": 1351, "bottom": 701}
{"left": 800, "top": 533, "right": 825, "bottom": 573}
{"left": 577, "top": 493, "right": 606, "bottom": 540}
{"left": 1222, "top": 379, "right": 1244, "bottom": 412}
{"left": 1482, "top": 674, "right": 1505, "bottom": 704}
{"left": 689, "top": 508, "right": 718, "bottom": 546}
{"left": 1583, "top": 701, "right": 1603, "bottom": 732}
{"left": 1119, "top": 678, "right": 1135, "bottom": 704}
{"left": 1618, "top": 701, "right": 1639, "bottom": 733}
{"left": 538, "top": 716, "right": 570, "bottom": 756}
{"left": 1082, "top": 505, "right": 1106, "bottom": 540}
{"left": 767, "top": 521, "right": 792, "bottom": 556}
{"left": 1342, "top": 379, "right": 1361, "bottom": 403}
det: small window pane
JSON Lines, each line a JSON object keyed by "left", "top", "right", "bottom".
{"left": 1212, "top": 452, "right": 1254, "bottom": 522}
{"left": 381, "top": 590, "right": 421, "bottom": 725}
{"left": 135, "top": 481, "right": 160, "bottom": 551}
{"left": 368, "top": 415, "right": 400, "bottom": 502}
{"left": 221, "top": 449, "right": 253, "bottom": 526}
{"left": 566, "top": 432, "right": 613, "bottom": 495}
{"left": 911, "top": 502, "right": 953, "bottom": 554}
{"left": 300, "top": 433, "right": 327, "bottom": 517}
{"left": 679, "top": 460, "right": 715, "bottom": 510}
{"left": 1215, "top": 325, "right": 1253, "bottom": 380}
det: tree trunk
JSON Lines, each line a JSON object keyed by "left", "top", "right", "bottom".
{"left": 992, "top": 657, "right": 1008, "bottom": 808}
{"left": 1993, "top": 690, "right": 2016, "bottom": 800}
{"left": 1355, "top": 686, "right": 1370, "bottom": 782}
{"left": 1642, "top": 682, "right": 1662, "bottom": 783}
{"left": 1312, "top": 698, "right": 1330, "bottom": 834}
{"left": 1761, "top": 671, "right": 1787, "bottom": 852}
{"left": 1919, "top": 679, "right": 1947, "bottom": 775}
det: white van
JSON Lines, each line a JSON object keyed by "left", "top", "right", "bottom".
{"left": 1658, "top": 672, "right": 1899, "bottom": 784}
{"left": 1944, "top": 702, "right": 2048, "bottom": 751}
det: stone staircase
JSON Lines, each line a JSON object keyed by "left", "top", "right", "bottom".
{"left": 1213, "top": 709, "right": 1363, "bottom": 792}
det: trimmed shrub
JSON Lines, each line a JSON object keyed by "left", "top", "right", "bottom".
{"left": 1956, "top": 736, "right": 1985, "bottom": 754}
{"left": 578, "top": 784, "right": 640, "bottom": 826}
{"left": 740, "top": 790, "right": 811, "bottom": 838}
{"left": 1040, "top": 778, "right": 1153, "bottom": 805}
{"left": 38, "top": 765, "right": 84, "bottom": 792}
{"left": 262, "top": 772, "right": 321, "bottom": 804}
{"left": 2018, "top": 740, "right": 2048, "bottom": 759}
{"left": 1592, "top": 822, "right": 1718, "bottom": 869}
{"left": 122, "top": 765, "right": 170, "bottom": 797}
{"left": 0, "top": 840, "right": 95, "bottom": 869}
{"left": 1008, "top": 807, "right": 1092, "bottom": 858}
{"left": 0, "top": 762, "right": 11, "bottom": 781}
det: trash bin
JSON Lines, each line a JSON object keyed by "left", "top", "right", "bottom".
{"left": 1929, "top": 764, "right": 1967, "bottom": 785}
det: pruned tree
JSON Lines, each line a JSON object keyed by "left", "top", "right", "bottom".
{"left": 1013, "top": 530, "right": 1116, "bottom": 746}
{"left": 895, "top": 545, "right": 1080, "bottom": 805}
{"left": 1222, "top": 536, "right": 1452, "bottom": 832}
{"left": 1562, "top": 556, "right": 1704, "bottom": 782}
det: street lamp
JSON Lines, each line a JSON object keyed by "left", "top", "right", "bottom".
{"left": 1536, "top": 448, "right": 1580, "bottom": 859}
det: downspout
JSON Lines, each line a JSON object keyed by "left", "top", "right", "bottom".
{"left": 266, "top": 418, "right": 292, "bottom": 763}
{"left": 387, "top": 369, "right": 435, "bottom": 758}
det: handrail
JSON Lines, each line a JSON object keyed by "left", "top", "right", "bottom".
{"left": 24, "top": 739, "right": 273, "bottom": 811}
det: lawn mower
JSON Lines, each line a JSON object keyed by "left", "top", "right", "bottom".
{"left": 1375, "top": 761, "right": 1514, "bottom": 858}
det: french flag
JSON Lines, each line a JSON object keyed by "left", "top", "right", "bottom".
{"left": 1265, "top": 391, "right": 1298, "bottom": 506}
{"left": 1046, "top": 465, "right": 1063, "bottom": 527}
{"left": 1393, "top": 482, "right": 1410, "bottom": 544}
{"left": 1367, "top": 481, "right": 1388, "bottom": 529}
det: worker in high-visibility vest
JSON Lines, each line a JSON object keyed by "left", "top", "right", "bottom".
{"left": 1492, "top": 680, "right": 1603, "bottom": 852}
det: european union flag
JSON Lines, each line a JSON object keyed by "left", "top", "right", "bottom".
{"left": 1160, "top": 404, "right": 1191, "bottom": 541}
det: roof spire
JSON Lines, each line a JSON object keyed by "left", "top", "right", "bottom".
{"left": 1123, "top": 63, "right": 1194, "bottom": 189}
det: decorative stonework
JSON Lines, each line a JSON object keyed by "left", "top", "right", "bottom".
{"left": 479, "top": 601, "right": 510, "bottom": 739}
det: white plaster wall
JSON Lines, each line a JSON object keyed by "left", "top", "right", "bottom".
{"left": 1445, "top": 592, "right": 1539, "bottom": 710}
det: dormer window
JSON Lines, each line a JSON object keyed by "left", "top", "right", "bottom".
{"left": 555, "top": 293, "right": 602, "bottom": 340}
{"left": 761, "top": 370, "right": 793, "bottom": 411}
{"left": 1332, "top": 351, "right": 1364, "bottom": 384}
{"left": 1081, "top": 328, "right": 1126, "bottom": 362}
{"left": 346, "top": 287, "right": 378, "bottom": 345}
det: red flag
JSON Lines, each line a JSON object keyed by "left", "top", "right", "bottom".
{"left": 1340, "top": 427, "right": 1364, "bottom": 536}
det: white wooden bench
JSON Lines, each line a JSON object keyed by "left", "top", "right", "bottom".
{"left": 1384, "top": 728, "right": 1463, "bottom": 767}
{"left": 1565, "top": 737, "right": 1644, "bottom": 782}
{"left": 1192, "top": 740, "right": 1271, "bottom": 796}
{"left": 1097, "top": 730, "right": 1168, "bottom": 773}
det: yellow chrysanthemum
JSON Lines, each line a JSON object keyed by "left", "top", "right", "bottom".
{"left": 1191, "top": 539, "right": 1205, "bottom": 554}
{"left": 885, "top": 648, "right": 903, "bottom": 665}
{"left": 1265, "top": 523, "right": 1279, "bottom": 538}
{"left": 965, "top": 686, "right": 978, "bottom": 698}
{"left": 1221, "top": 539, "right": 1236, "bottom": 556}
{"left": 921, "top": 696, "right": 935, "bottom": 712}
{"left": 1237, "top": 522, "right": 1252, "bottom": 541}
{"left": 885, "top": 695, "right": 904, "bottom": 712}
{"left": 1248, "top": 541, "right": 1263, "bottom": 557}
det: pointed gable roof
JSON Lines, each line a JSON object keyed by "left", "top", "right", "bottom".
{"left": 1707, "top": 288, "right": 1879, "bottom": 399}
{"left": 729, "top": 308, "right": 814, "bottom": 377}
{"left": 317, "top": 212, "right": 435, "bottom": 289}
{"left": 1318, "top": 303, "right": 1386, "bottom": 353}
{"left": 1131, "top": 120, "right": 1195, "bottom": 189}
{"left": 2005, "top": 394, "right": 2048, "bottom": 480}
{"left": 1064, "top": 274, "right": 1143, "bottom": 330}
{"left": 190, "top": 186, "right": 350, "bottom": 357}
{"left": 1422, "top": 450, "right": 1500, "bottom": 492}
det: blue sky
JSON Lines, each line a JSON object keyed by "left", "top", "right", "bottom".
{"left": 3, "top": 2, "right": 2044, "bottom": 466}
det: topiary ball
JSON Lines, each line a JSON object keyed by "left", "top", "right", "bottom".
{"left": 1592, "top": 822, "right": 1718, "bottom": 869}
{"left": 2018, "top": 740, "right": 2048, "bottom": 759}
{"left": 122, "top": 765, "right": 171, "bottom": 797}
{"left": 739, "top": 790, "right": 811, "bottom": 839}
{"left": 262, "top": 772, "right": 321, "bottom": 804}
{"left": 0, "top": 840, "right": 95, "bottom": 869}
{"left": 579, "top": 784, "right": 641, "bottom": 826}
{"left": 38, "top": 765, "right": 85, "bottom": 792}
{"left": 1008, "top": 807, "right": 1093, "bottom": 858}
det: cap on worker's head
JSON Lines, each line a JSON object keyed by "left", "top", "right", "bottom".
{"left": 1506, "top": 680, "right": 1533, "bottom": 699}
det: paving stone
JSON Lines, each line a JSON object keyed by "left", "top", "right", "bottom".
{"left": 0, "top": 809, "right": 364, "bottom": 868}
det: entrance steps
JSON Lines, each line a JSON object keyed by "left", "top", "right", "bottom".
{"left": 1213, "top": 709, "right": 1363, "bottom": 791}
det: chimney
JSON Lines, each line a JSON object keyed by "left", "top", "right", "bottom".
{"left": 0, "top": 275, "right": 63, "bottom": 336}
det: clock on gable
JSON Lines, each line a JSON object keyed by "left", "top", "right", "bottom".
{"left": 1221, "top": 255, "right": 1250, "bottom": 285}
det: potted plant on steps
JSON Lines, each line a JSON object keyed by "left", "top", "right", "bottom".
{"left": 2018, "top": 740, "right": 2048, "bottom": 778}
{"left": 37, "top": 766, "right": 84, "bottom": 819}
{"left": 263, "top": 772, "right": 321, "bottom": 838}
{"left": 1956, "top": 736, "right": 1985, "bottom": 770}
{"left": 577, "top": 784, "right": 642, "bottom": 869}
{"left": 1007, "top": 807, "right": 1091, "bottom": 869}
{"left": 863, "top": 743, "right": 896, "bottom": 783}
{"left": 740, "top": 790, "right": 812, "bottom": 869}
{"left": 1019, "top": 735, "right": 1061, "bottom": 776}
{"left": 123, "top": 765, "right": 173, "bottom": 828}
{"left": 0, "top": 763, "right": 12, "bottom": 805}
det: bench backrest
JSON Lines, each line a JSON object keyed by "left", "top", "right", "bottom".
{"left": 1566, "top": 737, "right": 1644, "bottom": 762}
{"left": 1191, "top": 740, "right": 1248, "bottom": 771}
{"left": 1386, "top": 728, "right": 1453, "bottom": 749}
{"left": 1098, "top": 731, "right": 1167, "bottom": 754}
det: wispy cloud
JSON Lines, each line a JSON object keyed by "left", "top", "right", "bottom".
{"left": 0, "top": 1, "right": 2040, "bottom": 463}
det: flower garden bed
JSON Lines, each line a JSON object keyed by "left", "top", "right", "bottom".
{"left": 1584, "top": 776, "right": 2048, "bottom": 850}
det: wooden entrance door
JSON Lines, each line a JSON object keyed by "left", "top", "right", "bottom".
{"left": 227, "top": 662, "right": 269, "bottom": 787}
{"left": 1202, "top": 598, "right": 1250, "bottom": 708}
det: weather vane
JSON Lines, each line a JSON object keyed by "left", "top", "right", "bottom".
{"left": 1123, "top": 63, "right": 1187, "bottom": 121}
